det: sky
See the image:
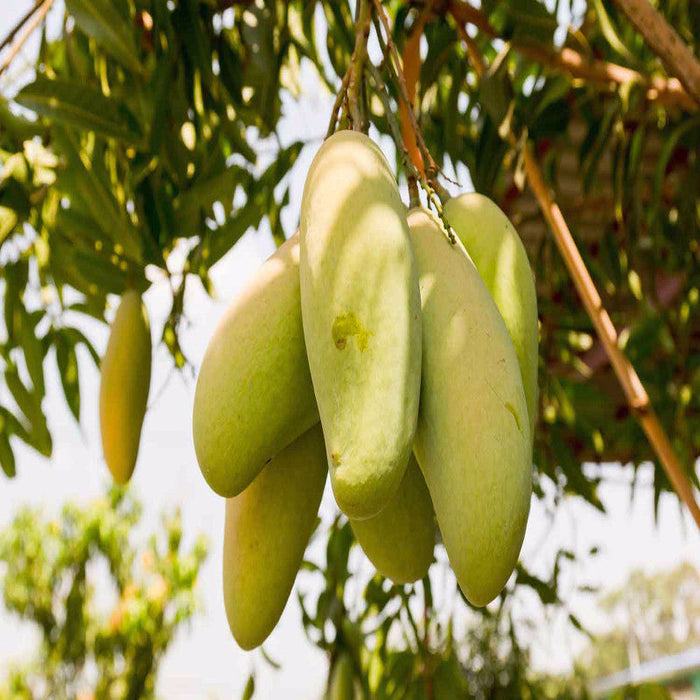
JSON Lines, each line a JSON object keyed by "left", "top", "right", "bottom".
{"left": 0, "top": 2, "right": 699, "bottom": 698}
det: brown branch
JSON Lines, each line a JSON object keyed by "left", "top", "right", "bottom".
{"left": 612, "top": 0, "right": 700, "bottom": 106}
{"left": 0, "top": 0, "right": 53, "bottom": 78}
{"left": 448, "top": 0, "right": 696, "bottom": 111}
{"left": 371, "top": 0, "right": 440, "bottom": 183}
{"left": 0, "top": 0, "right": 42, "bottom": 53}
{"left": 522, "top": 145, "right": 700, "bottom": 527}
{"left": 347, "top": 0, "right": 372, "bottom": 131}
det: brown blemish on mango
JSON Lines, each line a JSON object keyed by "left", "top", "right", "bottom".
{"left": 331, "top": 312, "right": 372, "bottom": 352}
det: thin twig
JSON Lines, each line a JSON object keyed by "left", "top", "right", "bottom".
{"left": 326, "top": 69, "right": 353, "bottom": 139}
{"left": 448, "top": 0, "right": 696, "bottom": 111}
{"left": 612, "top": 0, "right": 700, "bottom": 106}
{"left": 0, "top": 0, "right": 54, "bottom": 78}
{"left": 347, "top": 0, "right": 372, "bottom": 130}
{"left": 326, "top": 0, "right": 372, "bottom": 137}
{"left": 371, "top": 0, "right": 441, "bottom": 183}
{"left": 0, "top": 0, "right": 42, "bottom": 53}
{"left": 398, "top": 4, "right": 434, "bottom": 177}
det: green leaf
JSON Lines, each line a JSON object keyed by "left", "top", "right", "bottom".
{"left": 19, "top": 307, "right": 46, "bottom": 398}
{"left": 241, "top": 673, "right": 255, "bottom": 700}
{"left": 0, "top": 206, "right": 18, "bottom": 246}
{"left": 55, "top": 331, "right": 81, "bottom": 422}
{"left": 74, "top": 249, "right": 147, "bottom": 296}
{"left": 62, "top": 327, "right": 101, "bottom": 366}
{"left": 4, "top": 365, "right": 51, "bottom": 457}
{"left": 53, "top": 128, "right": 142, "bottom": 260}
{"left": 0, "top": 431, "right": 16, "bottom": 478}
{"left": 15, "top": 77, "right": 142, "bottom": 144}
{"left": 174, "top": 164, "right": 249, "bottom": 235}
{"left": 479, "top": 46, "right": 514, "bottom": 129}
{"left": 65, "top": 0, "right": 143, "bottom": 74}
{"left": 591, "top": 0, "right": 637, "bottom": 65}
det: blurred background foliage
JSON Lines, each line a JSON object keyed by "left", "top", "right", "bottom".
{"left": 0, "top": 487, "right": 208, "bottom": 699}
{"left": 0, "top": 0, "right": 698, "bottom": 697}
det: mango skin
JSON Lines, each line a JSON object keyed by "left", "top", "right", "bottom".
{"left": 223, "top": 424, "right": 327, "bottom": 650}
{"left": 350, "top": 453, "right": 434, "bottom": 584}
{"left": 408, "top": 208, "right": 532, "bottom": 607}
{"left": 99, "top": 290, "right": 152, "bottom": 485}
{"left": 193, "top": 233, "right": 319, "bottom": 497}
{"left": 300, "top": 130, "right": 422, "bottom": 520}
{"left": 444, "top": 193, "right": 539, "bottom": 440}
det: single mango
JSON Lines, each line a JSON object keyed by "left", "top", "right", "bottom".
{"left": 99, "top": 290, "right": 152, "bottom": 484}
{"left": 223, "top": 424, "right": 327, "bottom": 650}
{"left": 444, "top": 193, "right": 539, "bottom": 439}
{"left": 408, "top": 208, "right": 531, "bottom": 607}
{"left": 300, "top": 130, "right": 421, "bottom": 519}
{"left": 350, "top": 453, "right": 434, "bottom": 584}
{"left": 193, "top": 233, "right": 319, "bottom": 497}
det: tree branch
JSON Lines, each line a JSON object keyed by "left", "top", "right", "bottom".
{"left": 448, "top": 0, "right": 696, "bottom": 111}
{"left": 0, "top": 0, "right": 53, "bottom": 78}
{"left": 612, "top": 0, "right": 700, "bottom": 106}
{"left": 0, "top": 0, "right": 42, "bottom": 53}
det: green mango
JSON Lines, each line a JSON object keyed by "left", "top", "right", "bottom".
{"left": 350, "top": 454, "right": 434, "bottom": 584}
{"left": 99, "top": 290, "right": 151, "bottom": 484}
{"left": 444, "top": 193, "right": 539, "bottom": 440}
{"left": 223, "top": 424, "right": 327, "bottom": 650}
{"left": 328, "top": 652, "right": 355, "bottom": 700}
{"left": 408, "top": 208, "right": 531, "bottom": 607}
{"left": 300, "top": 130, "right": 422, "bottom": 520}
{"left": 193, "top": 233, "right": 319, "bottom": 497}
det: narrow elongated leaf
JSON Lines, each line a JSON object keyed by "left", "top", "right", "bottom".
{"left": 4, "top": 366, "right": 51, "bottom": 457}
{"left": 15, "top": 77, "right": 142, "bottom": 144}
{"left": 55, "top": 332, "right": 81, "bottom": 422}
{"left": 62, "top": 327, "right": 100, "bottom": 366}
{"left": 0, "top": 432, "right": 15, "bottom": 477}
{"left": 53, "top": 128, "right": 142, "bottom": 260}
{"left": 591, "top": 0, "right": 637, "bottom": 64}
{"left": 0, "top": 206, "right": 18, "bottom": 246}
{"left": 174, "top": 164, "right": 248, "bottom": 233}
{"left": 65, "top": 0, "right": 143, "bottom": 74}
{"left": 19, "top": 308, "right": 46, "bottom": 398}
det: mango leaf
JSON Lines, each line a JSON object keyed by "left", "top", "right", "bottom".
{"left": 205, "top": 196, "right": 267, "bottom": 267}
{"left": 591, "top": 0, "right": 637, "bottom": 65}
{"left": 0, "top": 431, "right": 15, "bottom": 477}
{"left": 15, "top": 77, "right": 142, "bottom": 144}
{"left": 4, "top": 366, "right": 51, "bottom": 457}
{"left": 53, "top": 128, "right": 143, "bottom": 260}
{"left": 0, "top": 206, "right": 18, "bottom": 246}
{"left": 515, "top": 564, "right": 559, "bottom": 605}
{"left": 19, "top": 307, "right": 46, "bottom": 398}
{"left": 55, "top": 331, "right": 81, "bottom": 422}
{"left": 74, "top": 249, "right": 147, "bottom": 296}
{"left": 65, "top": 0, "right": 143, "bottom": 74}
{"left": 61, "top": 327, "right": 100, "bottom": 366}
{"left": 486, "top": 0, "right": 557, "bottom": 44}
{"left": 240, "top": 674, "right": 255, "bottom": 700}
{"left": 479, "top": 46, "right": 514, "bottom": 129}
{"left": 173, "top": 164, "right": 249, "bottom": 235}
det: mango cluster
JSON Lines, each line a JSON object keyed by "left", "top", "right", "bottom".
{"left": 193, "top": 131, "right": 538, "bottom": 650}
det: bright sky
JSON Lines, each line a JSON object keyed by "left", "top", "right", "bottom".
{"left": 0, "top": 3, "right": 699, "bottom": 698}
